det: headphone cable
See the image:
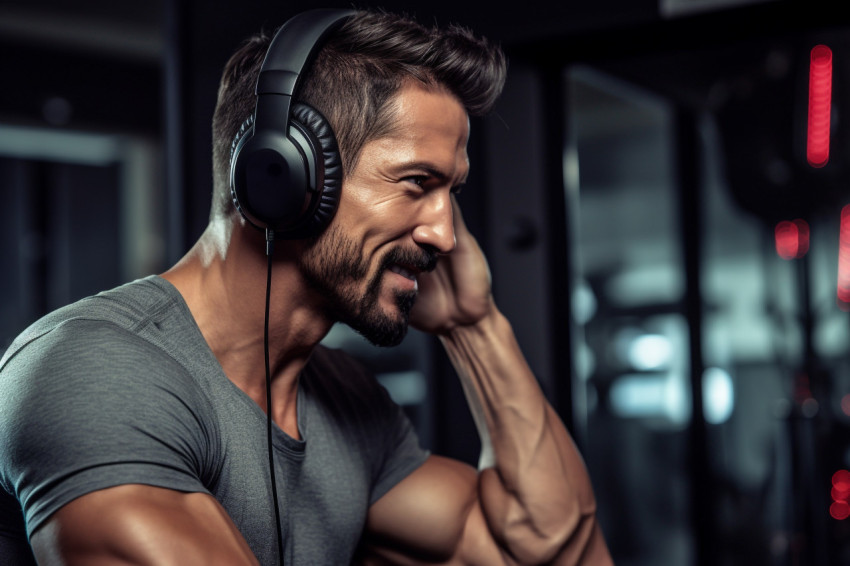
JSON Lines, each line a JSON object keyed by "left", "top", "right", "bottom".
{"left": 264, "top": 228, "right": 285, "bottom": 566}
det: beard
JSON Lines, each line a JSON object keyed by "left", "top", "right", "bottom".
{"left": 298, "top": 224, "right": 437, "bottom": 347}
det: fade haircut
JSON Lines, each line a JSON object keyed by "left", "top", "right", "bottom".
{"left": 210, "top": 10, "right": 507, "bottom": 220}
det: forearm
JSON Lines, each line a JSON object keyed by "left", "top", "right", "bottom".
{"left": 440, "top": 306, "right": 604, "bottom": 564}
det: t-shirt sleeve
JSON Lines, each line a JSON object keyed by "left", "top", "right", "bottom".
{"left": 367, "top": 386, "right": 430, "bottom": 505}
{"left": 305, "top": 346, "right": 430, "bottom": 505}
{"left": 0, "top": 319, "right": 217, "bottom": 537}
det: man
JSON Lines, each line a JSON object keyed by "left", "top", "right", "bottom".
{"left": 0, "top": 10, "right": 611, "bottom": 565}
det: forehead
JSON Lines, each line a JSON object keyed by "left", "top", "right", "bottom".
{"left": 389, "top": 82, "right": 470, "bottom": 140}
{"left": 363, "top": 82, "right": 470, "bottom": 175}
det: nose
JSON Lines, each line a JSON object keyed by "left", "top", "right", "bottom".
{"left": 412, "top": 191, "right": 456, "bottom": 254}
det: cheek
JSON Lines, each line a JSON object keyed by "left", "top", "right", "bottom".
{"left": 339, "top": 182, "right": 371, "bottom": 210}
{"left": 335, "top": 189, "right": 410, "bottom": 246}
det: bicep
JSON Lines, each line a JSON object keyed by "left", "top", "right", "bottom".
{"left": 31, "top": 484, "right": 258, "bottom": 566}
{"left": 361, "top": 456, "right": 513, "bottom": 566}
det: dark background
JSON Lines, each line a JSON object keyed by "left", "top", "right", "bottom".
{"left": 3, "top": 0, "right": 850, "bottom": 564}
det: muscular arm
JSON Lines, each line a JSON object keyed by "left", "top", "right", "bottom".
{"left": 438, "top": 310, "right": 608, "bottom": 564}
{"left": 360, "top": 316, "right": 610, "bottom": 565}
{"left": 31, "top": 485, "right": 259, "bottom": 566}
{"left": 361, "top": 199, "right": 611, "bottom": 565}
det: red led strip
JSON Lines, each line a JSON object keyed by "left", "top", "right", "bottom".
{"left": 775, "top": 219, "right": 810, "bottom": 260}
{"left": 807, "top": 45, "right": 833, "bottom": 168}
{"left": 832, "top": 470, "right": 850, "bottom": 520}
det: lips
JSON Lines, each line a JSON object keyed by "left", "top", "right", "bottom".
{"left": 382, "top": 247, "right": 438, "bottom": 285}
{"left": 388, "top": 264, "right": 417, "bottom": 281}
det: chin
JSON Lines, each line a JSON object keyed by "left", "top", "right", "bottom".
{"left": 352, "top": 317, "right": 409, "bottom": 348}
{"left": 350, "top": 291, "right": 416, "bottom": 348}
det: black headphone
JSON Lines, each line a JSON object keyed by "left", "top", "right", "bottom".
{"left": 230, "top": 9, "right": 354, "bottom": 238}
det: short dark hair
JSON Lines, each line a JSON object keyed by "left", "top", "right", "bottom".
{"left": 210, "top": 9, "right": 507, "bottom": 220}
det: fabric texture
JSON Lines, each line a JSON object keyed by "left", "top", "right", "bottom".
{"left": 0, "top": 276, "right": 428, "bottom": 565}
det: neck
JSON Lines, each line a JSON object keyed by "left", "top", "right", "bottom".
{"left": 161, "top": 216, "right": 332, "bottom": 432}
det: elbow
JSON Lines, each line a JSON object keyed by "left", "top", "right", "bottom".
{"left": 480, "top": 467, "right": 603, "bottom": 565}
{"left": 502, "top": 500, "right": 599, "bottom": 565}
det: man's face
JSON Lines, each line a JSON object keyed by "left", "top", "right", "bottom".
{"left": 299, "top": 82, "right": 470, "bottom": 346}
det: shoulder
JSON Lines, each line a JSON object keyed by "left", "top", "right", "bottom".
{"left": 0, "top": 314, "right": 210, "bottom": 450}
{"left": 0, "top": 279, "right": 216, "bottom": 478}
{"left": 307, "top": 344, "right": 371, "bottom": 378}
{"left": 0, "top": 276, "right": 203, "bottom": 401}
{"left": 1, "top": 276, "right": 179, "bottom": 371}
{"left": 1, "top": 316, "right": 189, "bottom": 402}
{"left": 0, "top": 278, "right": 220, "bottom": 538}
{"left": 302, "top": 344, "right": 429, "bottom": 484}
{"left": 301, "top": 345, "right": 393, "bottom": 413}
{"left": 301, "top": 344, "right": 413, "bottom": 447}
{"left": 0, "top": 317, "right": 217, "bottom": 537}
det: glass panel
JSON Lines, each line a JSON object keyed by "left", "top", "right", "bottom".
{"left": 701, "top": 92, "right": 848, "bottom": 564}
{"left": 566, "top": 66, "right": 692, "bottom": 565}
{"left": 567, "top": 35, "right": 850, "bottom": 563}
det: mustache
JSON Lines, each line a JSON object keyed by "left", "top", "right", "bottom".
{"left": 381, "top": 245, "right": 439, "bottom": 274}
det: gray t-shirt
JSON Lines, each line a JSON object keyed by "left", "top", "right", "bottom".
{"left": 0, "top": 276, "right": 428, "bottom": 565}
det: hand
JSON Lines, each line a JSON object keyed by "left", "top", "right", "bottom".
{"left": 410, "top": 197, "right": 494, "bottom": 334}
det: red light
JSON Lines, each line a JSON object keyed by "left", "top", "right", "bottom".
{"left": 833, "top": 469, "right": 850, "bottom": 488}
{"left": 807, "top": 45, "right": 832, "bottom": 168}
{"left": 832, "top": 470, "right": 850, "bottom": 492}
{"left": 834, "top": 485, "right": 850, "bottom": 501}
{"left": 839, "top": 205, "right": 850, "bottom": 309}
{"left": 775, "top": 219, "right": 810, "bottom": 260}
{"left": 831, "top": 501, "right": 850, "bottom": 520}
{"left": 831, "top": 470, "right": 850, "bottom": 519}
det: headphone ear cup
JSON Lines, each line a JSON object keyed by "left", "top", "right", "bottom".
{"left": 286, "top": 103, "right": 343, "bottom": 238}
{"left": 229, "top": 104, "right": 342, "bottom": 237}
{"left": 230, "top": 115, "right": 256, "bottom": 224}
